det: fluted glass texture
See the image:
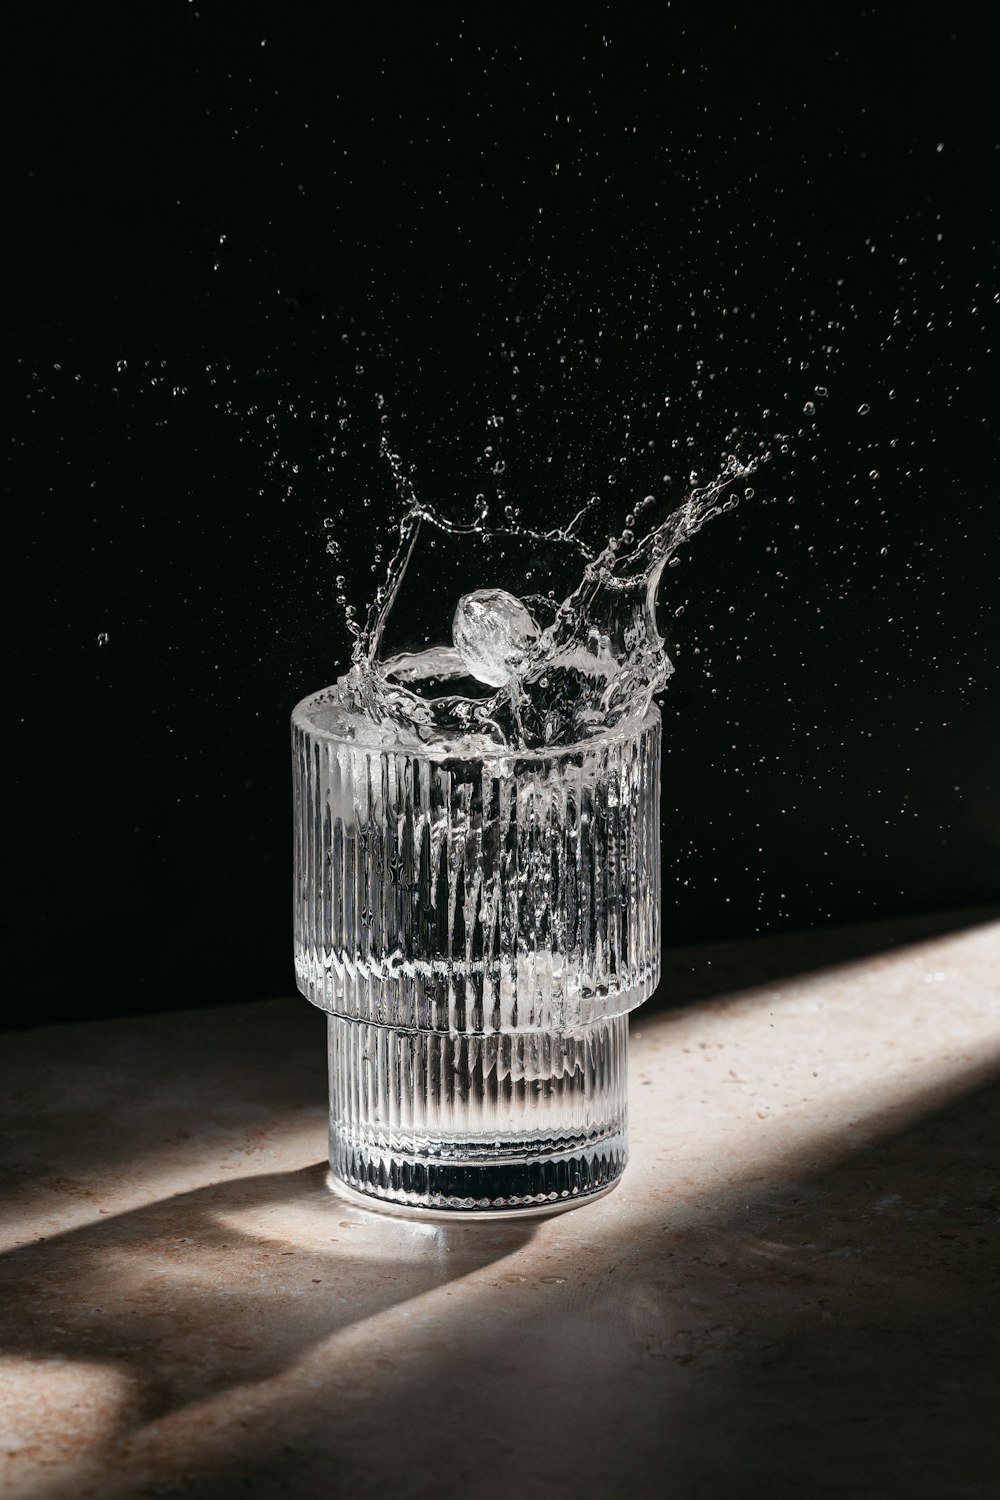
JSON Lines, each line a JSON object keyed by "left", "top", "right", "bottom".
{"left": 293, "top": 686, "right": 661, "bottom": 1211}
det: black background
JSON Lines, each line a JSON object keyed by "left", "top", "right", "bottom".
{"left": 6, "top": 5, "right": 998, "bottom": 1028}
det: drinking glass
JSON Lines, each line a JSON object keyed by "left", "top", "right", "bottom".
{"left": 293, "top": 684, "right": 660, "bottom": 1213}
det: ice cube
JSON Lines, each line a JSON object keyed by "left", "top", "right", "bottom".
{"left": 452, "top": 589, "right": 539, "bottom": 687}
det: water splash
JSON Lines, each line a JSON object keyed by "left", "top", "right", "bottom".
{"left": 338, "top": 432, "right": 763, "bottom": 752}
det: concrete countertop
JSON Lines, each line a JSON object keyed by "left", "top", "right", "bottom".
{"left": 2, "top": 907, "right": 998, "bottom": 1499}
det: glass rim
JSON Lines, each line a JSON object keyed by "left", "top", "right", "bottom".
{"left": 292, "top": 682, "right": 660, "bottom": 764}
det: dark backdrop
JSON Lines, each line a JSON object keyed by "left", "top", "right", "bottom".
{"left": 5, "top": 5, "right": 998, "bottom": 1028}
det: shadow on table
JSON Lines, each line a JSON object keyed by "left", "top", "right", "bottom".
{"left": 0, "top": 997, "right": 331, "bottom": 1198}
{"left": 0, "top": 1160, "right": 540, "bottom": 1434}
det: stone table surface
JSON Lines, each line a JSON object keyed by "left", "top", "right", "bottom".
{"left": 2, "top": 907, "right": 999, "bottom": 1500}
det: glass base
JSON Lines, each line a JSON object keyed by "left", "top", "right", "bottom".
{"left": 326, "top": 1012, "right": 629, "bottom": 1214}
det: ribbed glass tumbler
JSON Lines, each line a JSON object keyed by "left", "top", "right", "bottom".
{"left": 292, "top": 684, "right": 661, "bottom": 1214}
